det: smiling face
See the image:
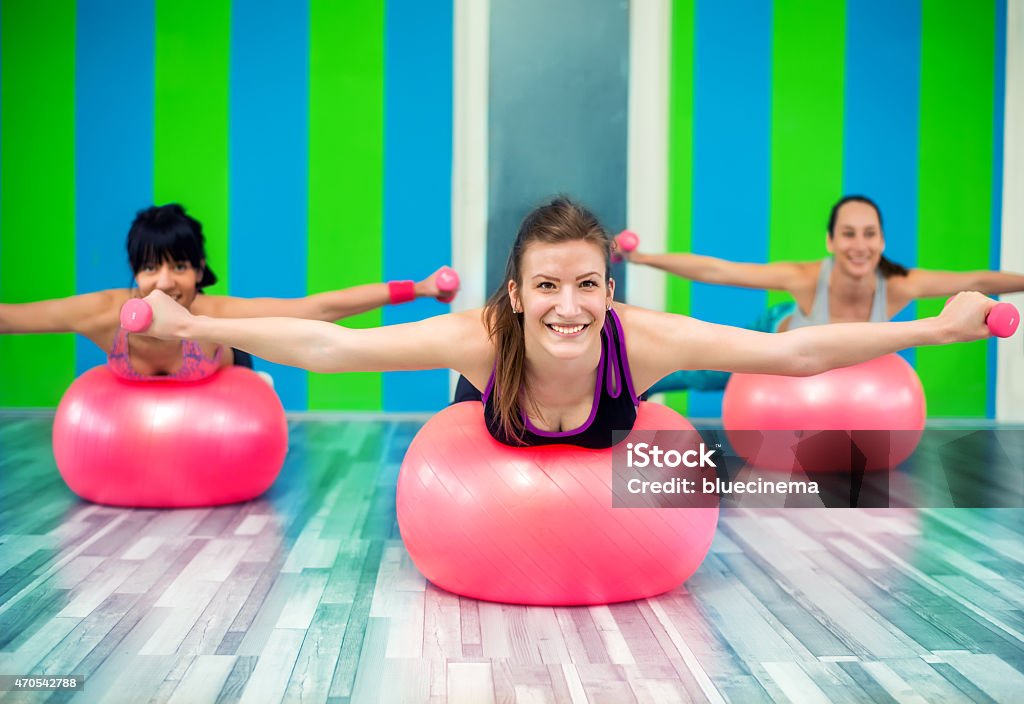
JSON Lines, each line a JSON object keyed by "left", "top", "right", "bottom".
{"left": 827, "top": 199, "right": 885, "bottom": 278}
{"left": 508, "top": 240, "right": 614, "bottom": 361}
{"left": 134, "top": 257, "right": 203, "bottom": 309}
{"left": 126, "top": 204, "right": 216, "bottom": 309}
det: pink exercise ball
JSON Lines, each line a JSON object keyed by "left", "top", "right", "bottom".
{"left": 722, "top": 354, "right": 925, "bottom": 473}
{"left": 396, "top": 401, "right": 719, "bottom": 606}
{"left": 53, "top": 366, "right": 287, "bottom": 507}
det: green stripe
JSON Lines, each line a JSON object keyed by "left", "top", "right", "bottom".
{"left": 153, "top": 0, "right": 230, "bottom": 294}
{"left": 917, "top": 0, "right": 995, "bottom": 417}
{"left": 0, "top": 1, "right": 76, "bottom": 407}
{"left": 768, "top": 0, "right": 844, "bottom": 306}
{"left": 664, "top": 0, "right": 695, "bottom": 414}
{"left": 308, "top": 0, "right": 385, "bottom": 411}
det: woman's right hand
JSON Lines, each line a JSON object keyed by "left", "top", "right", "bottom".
{"left": 939, "top": 291, "right": 1002, "bottom": 342}
{"left": 137, "top": 290, "right": 196, "bottom": 340}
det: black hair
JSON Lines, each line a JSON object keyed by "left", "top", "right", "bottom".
{"left": 826, "top": 195, "right": 909, "bottom": 278}
{"left": 126, "top": 204, "right": 217, "bottom": 289}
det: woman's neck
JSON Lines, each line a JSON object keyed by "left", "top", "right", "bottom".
{"left": 829, "top": 264, "right": 877, "bottom": 305}
{"left": 522, "top": 341, "right": 601, "bottom": 407}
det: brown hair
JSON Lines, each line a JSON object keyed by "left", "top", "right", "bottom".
{"left": 483, "top": 197, "right": 612, "bottom": 444}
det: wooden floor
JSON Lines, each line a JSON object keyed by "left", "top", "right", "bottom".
{"left": 1, "top": 413, "right": 1024, "bottom": 703}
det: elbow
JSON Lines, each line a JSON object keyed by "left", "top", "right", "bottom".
{"left": 970, "top": 273, "right": 991, "bottom": 293}
{"left": 307, "top": 343, "right": 342, "bottom": 374}
{"left": 783, "top": 341, "right": 829, "bottom": 377}
{"left": 307, "top": 328, "right": 351, "bottom": 374}
{"left": 790, "top": 354, "right": 824, "bottom": 377}
{"left": 292, "top": 294, "right": 335, "bottom": 323}
{"left": 697, "top": 263, "right": 726, "bottom": 285}
{"left": 307, "top": 298, "right": 336, "bottom": 323}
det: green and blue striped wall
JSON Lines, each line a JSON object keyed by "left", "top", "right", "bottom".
{"left": 1, "top": 0, "right": 453, "bottom": 412}
{"left": 0, "top": 0, "right": 1011, "bottom": 417}
{"left": 660, "top": 0, "right": 1006, "bottom": 418}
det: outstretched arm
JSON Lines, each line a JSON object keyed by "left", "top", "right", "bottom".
{"left": 621, "top": 292, "right": 1002, "bottom": 393}
{"left": 626, "top": 250, "right": 811, "bottom": 293}
{"left": 193, "top": 266, "right": 457, "bottom": 321}
{"left": 0, "top": 290, "right": 120, "bottom": 337}
{"left": 138, "top": 289, "right": 492, "bottom": 378}
{"left": 899, "top": 268, "right": 1024, "bottom": 300}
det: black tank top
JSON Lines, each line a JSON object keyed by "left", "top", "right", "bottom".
{"left": 477, "top": 308, "right": 639, "bottom": 449}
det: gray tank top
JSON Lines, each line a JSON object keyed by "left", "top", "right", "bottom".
{"left": 786, "top": 257, "right": 889, "bottom": 329}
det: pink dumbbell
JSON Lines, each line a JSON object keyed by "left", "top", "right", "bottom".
{"left": 120, "top": 298, "right": 153, "bottom": 333}
{"left": 986, "top": 302, "right": 1019, "bottom": 338}
{"left": 945, "top": 296, "right": 1020, "bottom": 338}
{"left": 611, "top": 230, "right": 639, "bottom": 263}
{"left": 435, "top": 266, "right": 460, "bottom": 303}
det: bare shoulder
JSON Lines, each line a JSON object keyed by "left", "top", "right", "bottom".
{"left": 444, "top": 308, "right": 495, "bottom": 381}
{"left": 189, "top": 294, "right": 220, "bottom": 316}
{"left": 442, "top": 308, "right": 491, "bottom": 344}
{"left": 884, "top": 270, "right": 914, "bottom": 301}
{"left": 615, "top": 303, "right": 697, "bottom": 350}
{"left": 74, "top": 288, "right": 131, "bottom": 349}
{"left": 77, "top": 289, "right": 129, "bottom": 332}
{"left": 885, "top": 269, "right": 923, "bottom": 296}
{"left": 788, "top": 260, "right": 821, "bottom": 292}
{"left": 615, "top": 302, "right": 678, "bottom": 331}
{"left": 188, "top": 293, "right": 269, "bottom": 318}
{"left": 614, "top": 304, "right": 706, "bottom": 391}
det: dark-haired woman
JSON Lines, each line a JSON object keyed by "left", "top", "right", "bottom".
{"left": 0, "top": 204, "right": 452, "bottom": 381}
{"left": 625, "top": 195, "right": 1024, "bottom": 394}
{"left": 128, "top": 197, "right": 1002, "bottom": 448}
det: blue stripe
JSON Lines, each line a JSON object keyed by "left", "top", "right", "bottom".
{"left": 75, "top": 0, "right": 155, "bottom": 374}
{"left": 690, "top": 0, "right": 772, "bottom": 417}
{"left": 989, "top": 0, "right": 1006, "bottom": 419}
{"left": 382, "top": 0, "right": 453, "bottom": 411}
{"left": 229, "top": 0, "right": 309, "bottom": 410}
{"left": 843, "top": 0, "right": 921, "bottom": 368}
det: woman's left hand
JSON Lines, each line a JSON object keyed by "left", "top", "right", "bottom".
{"left": 416, "top": 267, "right": 459, "bottom": 301}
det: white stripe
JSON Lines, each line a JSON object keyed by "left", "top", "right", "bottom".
{"left": 626, "top": 0, "right": 671, "bottom": 310}
{"left": 998, "top": 1, "right": 1024, "bottom": 421}
{"left": 451, "top": 0, "right": 491, "bottom": 395}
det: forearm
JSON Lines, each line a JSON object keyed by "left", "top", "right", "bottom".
{"left": 785, "top": 318, "right": 951, "bottom": 376}
{"left": 312, "top": 284, "right": 391, "bottom": 321}
{"left": 978, "top": 271, "right": 1024, "bottom": 296}
{"left": 313, "top": 277, "right": 443, "bottom": 321}
{"left": 632, "top": 252, "right": 722, "bottom": 282}
{"left": 184, "top": 315, "right": 349, "bottom": 373}
{"left": 0, "top": 294, "right": 114, "bottom": 335}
